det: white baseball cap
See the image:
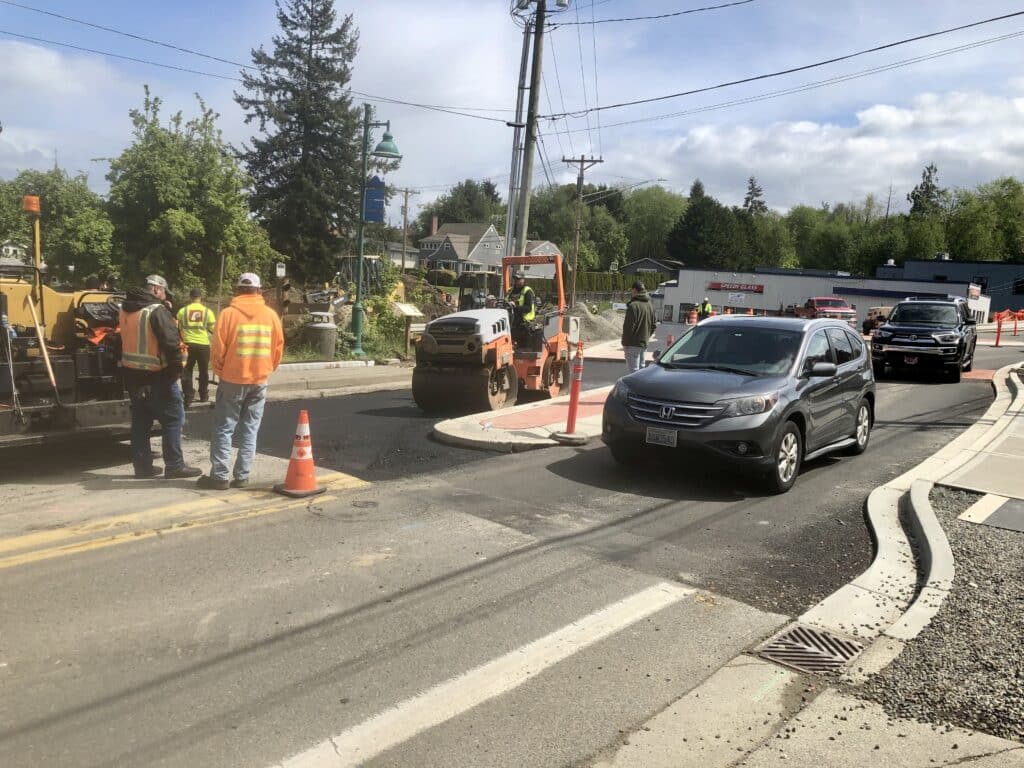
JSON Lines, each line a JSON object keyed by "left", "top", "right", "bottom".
{"left": 237, "top": 273, "right": 261, "bottom": 288}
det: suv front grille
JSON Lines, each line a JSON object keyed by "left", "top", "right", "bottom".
{"left": 627, "top": 394, "right": 724, "bottom": 428}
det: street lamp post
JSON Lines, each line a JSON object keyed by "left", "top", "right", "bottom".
{"left": 352, "top": 103, "right": 402, "bottom": 357}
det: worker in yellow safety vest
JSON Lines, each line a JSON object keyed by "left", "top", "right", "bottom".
{"left": 507, "top": 270, "right": 538, "bottom": 347}
{"left": 176, "top": 287, "right": 216, "bottom": 407}
{"left": 119, "top": 275, "right": 201, "bottom": 480}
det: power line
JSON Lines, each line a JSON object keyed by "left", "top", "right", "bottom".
{"left": 544, "top": 27, "right": 1024, "bottom": 135}
{"left": 573, "top": 0, "right": 596, "bottom": 154}
{"left": 546, "top": 27, "right": 577, "bottom": 158}
{"left": 550, "top": 0, "right": 756, "bottom": 26}
{"left": 541, "top": 70, "right": 569, "bottom": 159}
{"left": 543, "top": 9, "right": 1024, "bottom": 118}
{"left": 589, "top": 0, "right": 603, "bottom": 156}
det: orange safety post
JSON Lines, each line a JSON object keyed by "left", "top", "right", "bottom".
{"left": 747, "top": 307, "right": 754, "bottom": 315}
{"left": 688, "top": 308, "right": 697, "bottom": 324}
{"left": 553, "top": 343, "right": 588, "bottom": 446}
{"left": 995, "top": 315, "right": 1003, "bottom": 348}
{"left": 666, "top": 334, "right": 675, "bottom": 347}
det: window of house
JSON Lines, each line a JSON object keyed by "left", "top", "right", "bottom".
{"left": 443, "top": 242, "right": 451, "bottom": 251}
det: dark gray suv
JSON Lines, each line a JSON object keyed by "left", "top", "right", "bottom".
{"left": 602, "top": 317, "right": 876, "bottom": 493}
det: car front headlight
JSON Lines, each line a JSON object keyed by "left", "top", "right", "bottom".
{"left": 611, "top": 379, "right": 631, "bottom": 403}
{"left": 715, "top": 393, "right": 779, "bottom": 418}
{"left": 932, "top": 332, "right": 961, "bottom": 344}
{"left": 873, "top": 329, "right": 892, "bottom": 340}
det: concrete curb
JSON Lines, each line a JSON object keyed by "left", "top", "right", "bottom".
{"left": 807, "top": 363, "right": 1022, "bottom": 669}
{"left": 432, "top": 386, "right": 612, "bottom": 453}
{"left": 277, "top": 360, "right": 376, "bottom": 371}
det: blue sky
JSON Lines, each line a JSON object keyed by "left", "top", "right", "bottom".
{"left": 2, "top": 0, "right": 1023, "bottom": 219}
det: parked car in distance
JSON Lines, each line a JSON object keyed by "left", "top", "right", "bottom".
{"left": 862, "top": 306, "right": 890, "bottom": 335}
{"left": 612, "top": 302, "right": 628, "bottom": 312}
{"left": 787, "top": 297, "right": 857, "bottom": 328}
{"left": 602, "top": 317, "right": 875, "bottom": 493}
{"left": 870, "top": 297, "right": 977, "bottom": 383}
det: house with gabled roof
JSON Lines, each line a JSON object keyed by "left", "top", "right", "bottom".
{"left": 418, "top": 223, "right": 504, "bottom": 275}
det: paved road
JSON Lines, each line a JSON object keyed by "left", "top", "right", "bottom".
{"left": 1, "top": 346, "right": 1021, "bottom": 768}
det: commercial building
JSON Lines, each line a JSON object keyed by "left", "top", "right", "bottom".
{"left": 876, "top": 255, "right": 1024, "bottom": 312}
{"left": 652, "top": 266, "right": 990, "bottom": 324}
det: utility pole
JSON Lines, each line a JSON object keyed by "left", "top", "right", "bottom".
{"left": 397, "top": 187, "right": 419, "bottom": 272}
{"left": 513, "top": 0, "right": 547, "bottom": 258}
{"left": 504, "top": 16, "right": 533, "bottom": 262}
{"left": 884, "top": 181, "right": 894, "bottom": 223}
{"left": 563, "top": 154, "right": 603, "bottom": 308}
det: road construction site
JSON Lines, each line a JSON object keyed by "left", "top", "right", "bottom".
{"left": 2, "top": 336, "right": 1022, "bottom": 768}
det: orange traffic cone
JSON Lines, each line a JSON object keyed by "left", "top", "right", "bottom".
{"left": 747, "top": 307, "right": 754, "bottom": 315}
{"left": 274, "top": 410, "right": 326, "bottom": 498}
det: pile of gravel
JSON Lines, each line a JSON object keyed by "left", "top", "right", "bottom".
{"left": 857, "top": 485, "right": 1024, "bottom": 741}
{"left": 567, "top": 305, "right": 622, "bottom": 344}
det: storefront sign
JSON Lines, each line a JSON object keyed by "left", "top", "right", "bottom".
{"left": 708, "top": 281, "right": 764, "bottom": 293}
{"left": 728, "top": 292, "right": 745, "bottom": 304}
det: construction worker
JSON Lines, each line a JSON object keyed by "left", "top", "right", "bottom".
{"left": 622, "top": 281, "right": 658, "bottom": 373}
{"left": 697, "top": 296, "right": 714, "bottom": 322}
{"left": 507, "top": 270, "right": 537, "bottom": 347}
{"left": 177, "top": 287, "right": 216, "bottom": 407}
{"left": 119, "top": 275, "right": 202, "bottom": 479}
{"left": 198, "top": 273, "right": 284, "bottom": 490}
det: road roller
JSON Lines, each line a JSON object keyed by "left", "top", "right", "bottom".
{"left": 412, "top": 253, "right": 580, "bottom": 414}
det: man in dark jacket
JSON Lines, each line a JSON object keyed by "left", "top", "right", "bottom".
{"left": 119, "top": 274, "right": 201, "bottom": 479}
{"left": 621, "top": 281, "right": 657, "bottom": 373}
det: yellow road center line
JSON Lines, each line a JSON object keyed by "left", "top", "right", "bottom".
{"left": 0, "top": 494, "right": 340, "bottom": 570}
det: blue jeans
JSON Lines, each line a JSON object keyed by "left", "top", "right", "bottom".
{"left": 130, "top": 378, "right": 185, "bottom": 473}
{"left": 624, "top": 346, "right": 645, "bottom": 374}
{"left": 210, "top": 381, "right": 268, "bottom": 481}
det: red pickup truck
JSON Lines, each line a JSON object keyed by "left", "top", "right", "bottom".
{"left": 789, "top": 297, "right": 857, "bottom": 326}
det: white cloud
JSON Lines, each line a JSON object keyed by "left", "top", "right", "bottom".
{"left": 615, "top": 89, "right": 1024, "bottom": 210}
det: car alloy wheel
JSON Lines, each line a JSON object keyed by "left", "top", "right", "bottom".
{"left": 856, "top": 404, "right": 870, "bottom": 447}
{"left": 777, "top": 431, "right": 800, "bottom": 485}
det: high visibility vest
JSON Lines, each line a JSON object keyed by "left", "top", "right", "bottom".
{"left": 177, "top": 302, "right": 215, "bottom": 346}
{"left": 120, "top": 304, "right": 166, "bottom": 372}
{"left": 699, "top": 302, "right": 713, "bottom": 315}
{"left": 510, "top": 286, "right": 536, "bottom": 323}
{"left": 236, "top": 322, "right": 274, "bottom": 359}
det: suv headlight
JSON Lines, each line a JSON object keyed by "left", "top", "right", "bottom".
{"left": 873, "top": 329, "right": 892, "bottom": 340}
{"left": 611, "top": 380, "right": 631, "bottom": 403}
{"left": 715, "top": 393, "right": 779, "bottom": 418}
{"left": 932, "top": 332, "right": 961, "bottom": 344}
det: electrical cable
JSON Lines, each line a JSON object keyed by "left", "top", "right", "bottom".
{"left": 589, "top": 0, "right": 603, "bottom": 156}
{"left": 544, "top": 27, "right": 1024, "bottom": 135}
{"left": 546, "top": 28, "right": 577, "bottom": 157}
{"left": 550, "top": 0, "right": 755, "bottom": 27}
{"left": 542, "top": 9, "right": 1024, "bottom": 118}
{"left": 573, "top": 0, "right": 596, "bottom": 154}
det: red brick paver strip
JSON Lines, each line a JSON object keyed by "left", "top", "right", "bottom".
{"left": 482, "top": 392, "right": 610, "bottom": 430}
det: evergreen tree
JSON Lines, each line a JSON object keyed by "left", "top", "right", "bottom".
{"left": 235, "top": 0, "right": 364, "bottom": 281}
{"left": 907, "top": 163, "right": 948, "bottom": 218}
{"left": 688, "top": 179, "right": 706, "bottom": 201}
{"left": 743, "top": 176, "right": 768, "bottom": 215}
{"left": 666, "top": 192, "right": 744, "bottom": 269}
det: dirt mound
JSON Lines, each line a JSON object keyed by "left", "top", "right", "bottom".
{"left": 401, "top": 275, "right": 454, "bottom": 321}
{"left": 568, "top": 305, "right": 622, "bottom": 343}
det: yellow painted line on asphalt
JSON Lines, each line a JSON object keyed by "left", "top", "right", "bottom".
{"left": 0, "top": 470, "right": 367, "bottom": 570}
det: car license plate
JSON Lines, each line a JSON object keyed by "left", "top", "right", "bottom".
{"left": 904, "top": 355, "right": 918, "bottom": 365}
{"left": 646, "top": 426, "right": 677, "bottom": 447}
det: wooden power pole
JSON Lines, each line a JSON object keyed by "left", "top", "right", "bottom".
{"left": 397, "top": 187, "right": 419, "bottom": 272}
{"left": 563, "top": 154, "right": 603, "bottom": 308}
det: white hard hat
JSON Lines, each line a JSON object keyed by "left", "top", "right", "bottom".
{"left": 146, "top": 274, "right": 169, "bottom": 290}
{"left": 237, "top": 272, "right": 262, "bottom": 288}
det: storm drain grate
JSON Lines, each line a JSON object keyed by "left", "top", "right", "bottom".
{"left": 755, "top": 624, "right": 864, "bottom": 674}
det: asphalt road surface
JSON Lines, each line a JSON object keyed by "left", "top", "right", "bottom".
{"left": 2, "top": 347, "right": 1021, "bottom": 768}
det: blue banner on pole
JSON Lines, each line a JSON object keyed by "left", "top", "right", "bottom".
{"left": 364, "top": 176, "right": 386, "bottom": 223}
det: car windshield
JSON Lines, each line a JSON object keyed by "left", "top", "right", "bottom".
{"left": 815, "top": 299, "right": 848, "bottom": 308}
{"left": 659, "top": 325, "right": 802, "bottom": 376}
{"left": 889, "top": 304, "right": 959, "bottom": 325}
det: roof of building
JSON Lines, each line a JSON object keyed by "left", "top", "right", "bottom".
{"left": 421, "top": 223, "right": 493, "bottom": 244}
{"left": 385, "top": 241, "right": 419, "bottom": 253}
{"left": 621, "top": 257, "right": 684, "bottom": 270}
{"left": 525, "top": 240, "right": 561, "bottom": 254}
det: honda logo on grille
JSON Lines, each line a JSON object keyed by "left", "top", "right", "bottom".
{"left": 660, "top": 406, "right": 676, "bottom": 420}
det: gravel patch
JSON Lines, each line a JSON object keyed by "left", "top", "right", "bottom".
{"left": 857, "top": 485, "right": 1024, "bottom": 741}
{"left": 568, "top": 305, "right": 621, "bottom": 344}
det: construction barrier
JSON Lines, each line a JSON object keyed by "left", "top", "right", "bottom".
{"left": 688, "top": 308, "right": 698, "bottom": 324}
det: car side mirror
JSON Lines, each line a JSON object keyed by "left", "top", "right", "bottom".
{"left": 966, "top": 318, "right": 977, "bottom": 325}
{"left": 809, "top": 361, "right": 838, "bottom": 378}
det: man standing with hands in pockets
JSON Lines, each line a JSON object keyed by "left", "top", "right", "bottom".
{"left": 198, "top": 273, "right": 284, "bottom": 490}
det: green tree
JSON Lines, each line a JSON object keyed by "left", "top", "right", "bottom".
{"left": 666, "top": 192, "right": 744, "bottom": 269}
{"left": 945, "top": 190, "right": 1000, "bottom": 262}
{"left": 742, "top": 176, "right": 768, "bottom": 216}
{"left": 622, "top": 185, "right": 687, "bottom": 263}
{"left": 106, "top": 89, "right": 278, "bottom": 294}
{"left": 907, "top": 163, "right": 949, "bottom": 218}
{"left": 235, "top": 0, "right": 365, "bottom": 282}
{"left": 415, "top": 179, "right": 505, "bottom": 236}
{"left": 0, "top": 169, "right": 113, "bottom": 282}
{"left": 975, "top": 177, "right": 1024, "bottom": 261}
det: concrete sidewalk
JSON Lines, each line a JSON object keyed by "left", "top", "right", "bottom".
{"left": 586, "top": 322, "right": 687, "bottom": 362}
{"left": 200, "top": 363, "right": 413, "bottom": 405}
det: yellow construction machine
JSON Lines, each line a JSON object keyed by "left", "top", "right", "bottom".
{"left": 412, "top": 253, "right": 580, "bottom": 413}
{"left": 1, "top": 196, "right": 130, "bottom": 447}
